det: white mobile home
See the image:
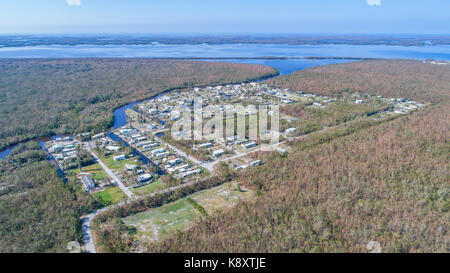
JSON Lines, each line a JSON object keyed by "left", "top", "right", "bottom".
{"left": 81, "top": 175, "right": 95, "bottom": 190}
{"left": 285, "top": 128, "right": 297, "bottom": 134}
{"left": 250, "top": 160, "right": 263, "bottom": 167}
{"left": 182, "top": 169, "right": 201, "bottom": 178}
{"left": 113, "top": 154, "right": 127, "bottom": 161}
{"left": 106, "top": 145, "right": 121, "bottom": 152}
{"left": 137, "top": 174, "right": 153, "bottom": 183}
{"left": 137, "top": 141, "right": 154, "bottom": 147}
{"left": 92, "top": 133, "right": 105, "bottom": 139}
{"left": 125, "top": 164, "right": 139, "bottom": 171}
{"left": 235, "top": 165, "right": 249, "bottom": 171}
{"left": 151, "top": 148, "right": 166, "bottom": 155}
{"left": 156, "top": 152, "right": 170, "bottom": 159}
{"left": 168, "top": 158, "right": 182, "bottom": 166}
{"left": 213, "top": 149, "right": 225, "bottom": 157}
{"left": 242, "top": 141, "right": 257, "bottom": 149}
{"left": 197, "top": 142, "right": 213, "bottom": 149}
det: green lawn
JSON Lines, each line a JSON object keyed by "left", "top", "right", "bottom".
{"left": 92, "top": 187, "right": 127, "bottom": 206}
{"left": 131, "top": 180, "right": 168, "bottom": 196}
{"left": 190, "top": 182, "right": 252, "bottom": 213}
{"left": 122, "top": 182, "right": 253, "bottom": 242}
{"left": 81, "top": 164, "right": 108, "bottom": 181}
{"left": 125, "top": 108, "right": 140, "bottom": 120}
{"left": 98, "top": 153, "right": 138, "bottom": 172}
{"left": 72, "top": 163, "right": 108, "bottom": 182}
{"left": 123, "top": 198, "right": 198, "bottom": 242}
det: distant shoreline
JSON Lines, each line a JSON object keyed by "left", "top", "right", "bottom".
{"left": 165, "top": 56, "right": 375, "bottom": 60}
{"left": 0, "top": 56, "right": 377, "bottom": 61}
{"left": 1, "top": 34, "right": 450, "bottom": 48}
{"left": 1, "top": 43, "right": 449, "bottom": 48}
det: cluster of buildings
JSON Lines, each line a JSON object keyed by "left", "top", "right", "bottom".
{"left": 80, "top": 174, "right": 96, "bottom": 191}
{"left": 426, "top": 60, "right": 449, "bottom": 66}
{"left": 234, "top": 159, "right": 263, "bottom": 171}
{"left": 127, "top": 83, "right": 343, "bottom": 173}
{"left": 113, "top": 126, "right": 205, "bottom": 182}
{"left": 390, "top": 98, "right": 425, "bottom": 114}
{"left": 61, "top": 82, "right": 427, "bottom": 194}
{"left": 347, "top": 92, "right": 425, "bottom": 114}
{"left": 45, "top": 136, "right": 80, "bottom": 168}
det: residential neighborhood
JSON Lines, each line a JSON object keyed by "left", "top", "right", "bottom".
{"left": 33, "top": 80, "right": 427, "bottom": 254}
{"left": 41, "top": 82, "right": 425, "bottom": 209}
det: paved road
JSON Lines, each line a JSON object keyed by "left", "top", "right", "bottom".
{"left": 87, "top": 146, "right": 135, "bottom": 199}
{"left": 81, "top": 95, "right": 405, "bottom": 253}
{"left": 81, "top": 197, "right": 131, "bottom": 253}
{"left": 82, "top": 132, "right": 282, "bottom": 253}
{"left": 156, "top": 133, "right": 280, "bottom": 172}
{"left": 81, "top": 176, "right": 205, "bottom": 253}
{"left": 81, "top": 214, "right": 96, "bottom": 253}
{"left": 204, "top": 141, "right": 282, "bottom": 170}
{"left": 80, "top": 127, "right": 347, "bottom": 253}
{"left": 81, "top": 206, "right": 110, "bottom": 253}
{"left": 154, "top": 133, "right": 212, "bottom": 171}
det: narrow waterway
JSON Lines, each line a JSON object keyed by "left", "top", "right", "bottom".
{"left": 0, "top": 58, "right": 356, "bottom": 160}
{"left": 108, "top": 132, "right": 165, "bottom": 175}
{"left": 110, "top": 58, "right": 357, "bottom": 130}
{"left": 0, "top": 145, "right": 18, "bottom": 159}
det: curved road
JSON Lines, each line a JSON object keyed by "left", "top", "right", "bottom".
{"left": 81, "top": 175, "right": 207, "bottom": 253}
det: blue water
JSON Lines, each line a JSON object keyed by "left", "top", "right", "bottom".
{"left": 110, "top": 58, "right": 359, "bottom": 131}
{"left": 198, "top": 58, "right": 356, "bottom": 76}
{"left": 113, "top": 101, "right": 141, "bottom": 129}
{"left": 1, "top": 43, "right": 449, "bottom": 60}
{"left": 0, "top": 145, "right": 19, "bottom": 159}
{"left": 109, "top": 132, "right": 165, "bottom": 175}
{"left": 2, "top": 42, "right": 450, "bottom": 159}
{"left": 106, "top": 57, "right": 359, "bottom": 173}
{"left": 0, "top": 135, "right": 69, "bottom": 160}
{"left": 0, "top": 134, "right": 68, "bottom": 181}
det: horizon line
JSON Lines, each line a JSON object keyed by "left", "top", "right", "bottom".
{"left": 1, "top": 32, "right": 450, "bottom": 36}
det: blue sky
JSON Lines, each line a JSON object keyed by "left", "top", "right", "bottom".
{"left": 0, "top": 0, "right": 449, "bottom": 34}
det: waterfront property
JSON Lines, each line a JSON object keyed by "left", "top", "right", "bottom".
{"left": 113, "top": 154, "right": 127, "bottom": 161}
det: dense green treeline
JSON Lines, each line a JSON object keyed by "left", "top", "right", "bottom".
{"left": 0, "top": 143, "right": 101, "bottom": 253}
{"left": 0, "top": 59, "right": 278, "bottom": 150}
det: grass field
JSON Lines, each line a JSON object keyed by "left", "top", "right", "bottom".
{"left": 125, "top": 108, "right": 140, "bottom": 119}
{"left": 123, "top": 182, "right": 252, "bottom": 243}
{"left": 191, "top": 182, "right": 253, "bottom": 213}
{"left": 131, "top": 180, "right": 168, "bottom": 196}
{"left": 70, "top": 163, "right": 108, "bottom": 185}
{"left": 92, "top": 187, "right": 127, "bottom": 206}
{"left": 125, "top": 108, "right": 150, "bottom": 123}
{"left": 76, "top": 163, "right": 108, "bottom": 181}
{"left": 123, "top": 199, "right": 198, "bottom": 242}
{"left": 282, "top": 101, "right": 386, "bottom": 127}
{"left": 98, "top": 153, "right": 138, "bottom": 172}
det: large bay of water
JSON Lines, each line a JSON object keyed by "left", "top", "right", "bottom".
{"left": 1, "top": 43, "right": 450, "bottom": 60}
{"left": 1, "top": 42, "right": 450, "bottom": 159}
